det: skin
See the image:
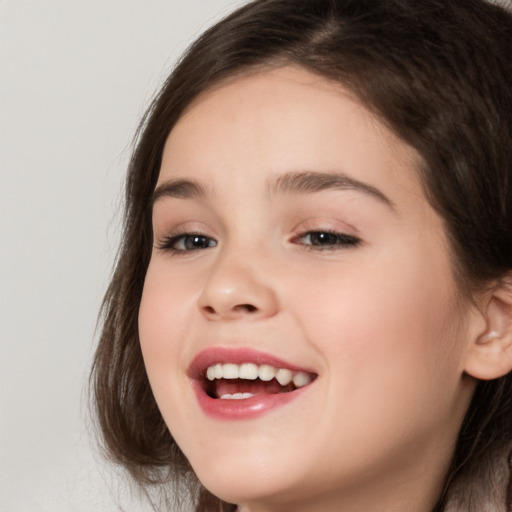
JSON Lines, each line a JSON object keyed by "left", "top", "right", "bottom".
{"left": 138, "top": 66, "right": 487, "bottom": 512}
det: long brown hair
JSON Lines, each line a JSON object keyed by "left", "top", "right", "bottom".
{"left": 91, "top": 1, "right": 512, "bottom": 510}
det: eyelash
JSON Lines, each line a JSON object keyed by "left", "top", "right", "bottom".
{"left": 156, "top": 229, "right": 361, "bottom": 254}
{"left": 156, "top": 232, "right": 217, "bottom": 254}
{"left": 293, "top": 229, "right": 361, "bottom": 251}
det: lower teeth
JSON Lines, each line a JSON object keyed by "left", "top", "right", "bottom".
{"left": 220, "top": 392, "right": 255, "bottom": 400}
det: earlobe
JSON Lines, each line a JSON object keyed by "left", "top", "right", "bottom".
{"left": 463, "top": 278, "right": 512, "bottom": 381}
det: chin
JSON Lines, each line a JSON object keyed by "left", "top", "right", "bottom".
{"left": 198, "top": 470, "right": 300, "bottom": 507}
{"left": 188, "top": 443, "right": 310, "bottom": 506}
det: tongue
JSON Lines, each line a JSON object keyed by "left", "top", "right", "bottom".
{"left": 215, "top": 378, "right": 285, "bottom": 398}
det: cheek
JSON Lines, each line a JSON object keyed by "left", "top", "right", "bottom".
{"left": 288, "top": 254, "right": 468, "bottom": 473}
{"left": 293, "top": 244, "right": 465, "bottom": 410}
{"left": 139, "top": 259, "right": 199, "bottom": 346}
{"left": 138, "top": 262, "right": 198, "bottom": 410}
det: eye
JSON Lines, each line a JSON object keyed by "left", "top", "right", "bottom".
{"left": 157, "top": 233, "right": 217, "bottom": 253}
{"left": 295, "top": 230, "right": 361, "bottom": 250}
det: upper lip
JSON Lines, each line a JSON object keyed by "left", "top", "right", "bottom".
{"left": 187, "top": 347, "right": 317, "bottom": 380}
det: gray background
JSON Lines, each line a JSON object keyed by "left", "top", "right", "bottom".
{"left": 0, "top": 1, "right": 245, "bottom": 510}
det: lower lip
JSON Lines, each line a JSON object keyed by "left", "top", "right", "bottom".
{"left": 192, "top": 381, "right": 309, "bottom": 420}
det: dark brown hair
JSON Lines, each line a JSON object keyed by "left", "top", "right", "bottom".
{"left": 91, "top": 1, "right": 512, "bottom": 510}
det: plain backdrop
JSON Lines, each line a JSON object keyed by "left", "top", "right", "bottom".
{"left": 0, "top": 1, "right": 246, "bottom": 510}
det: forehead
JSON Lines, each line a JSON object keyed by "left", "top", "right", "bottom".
{"left": 158, "top": 66, "right": 425, "bottom": 210}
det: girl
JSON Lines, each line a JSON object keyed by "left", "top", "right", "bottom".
{"left": 91, "top": 0, "right": 512, "bottom": 510}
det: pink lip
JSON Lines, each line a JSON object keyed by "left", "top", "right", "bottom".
{"left": 187, "top": 347, "right": 316, "bottom": 420}
{"left": 187, "top": 347, "right": 313, "bottom": 379}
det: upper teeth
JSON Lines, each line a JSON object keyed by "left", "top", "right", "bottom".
{"left": 205, "top": 363, "right": 312, "bottom": 388}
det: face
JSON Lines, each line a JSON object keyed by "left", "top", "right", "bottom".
{"left": 139, "top": 67, "right": 477, "bottom": 511}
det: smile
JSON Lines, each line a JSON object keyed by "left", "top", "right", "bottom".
{"left": 188, "top": 348, "right": 317, "bottom": 419}
{"left": 204, "top": 363, "right": 314, "bottom": 399}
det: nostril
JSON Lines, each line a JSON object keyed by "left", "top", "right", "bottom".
{"left": 200, "top": 301, "right": 263, "bottom": 319}
{"left": 236, "top": 304, "right": 257, "bottom": 313}
{"left": 202, "top": 304, "right": 257, "bottom": 315}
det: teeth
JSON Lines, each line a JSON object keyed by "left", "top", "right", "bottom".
{"left": 222, "top": 363, "right": 239, "bottom": 379}
{"left": 292, "top": 371, "right": 312, "bottom": 388}
{"left": 258, "top": 364, "right": 275, "bottom": 381}
{"left": 220, "top": 392, "right": 255, "bottom": 400}
{"left": 239, "top": 363, "right": 258, "bottom": 380}
{"left": 275, "top": 368, "right": 293, "bottom": 386}
{"left": 206, "top": 366, "right": 215, "bottom": 381}
{"left": 205, "top": 362, "right": 313, "bottom": 388}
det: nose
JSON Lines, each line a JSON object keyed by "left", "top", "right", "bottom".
{"left": 197, "top": 248, "right": 279, "bottom": 321}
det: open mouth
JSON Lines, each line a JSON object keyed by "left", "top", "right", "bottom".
{"left": 201, "top": 363, "right": 317, "bottom": 400}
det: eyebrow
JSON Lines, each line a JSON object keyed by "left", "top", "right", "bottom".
{"left": 152, "top": 171, "right": 395, "bottom": 210}
{"left": 269, "top": 171, "right": 396, "bottom": 210}
{"left": 152, "top": 178, "right": 208, "bottom": 204}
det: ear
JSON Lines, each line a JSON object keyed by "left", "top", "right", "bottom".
{"left": 464, "top": 277, "right": 512, "bottom": 380}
